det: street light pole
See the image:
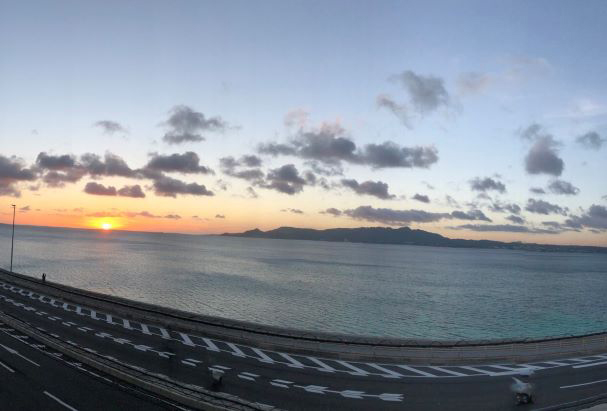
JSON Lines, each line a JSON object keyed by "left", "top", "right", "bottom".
{"left": 10, "top": 204, "right": 16, "bottom": 272}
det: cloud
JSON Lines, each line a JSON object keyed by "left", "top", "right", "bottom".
{"left": 284, "top": 109, "right": 310, "bottom": 128}
{"left": 392, "top": 70, "right": 450, "bottom": 114}
{"left": 36, "top": 152, "right": 77, "bottom": 170}
{"left": 525, "top": 135, "right": 564, "bottom": 176}
{"left": 412, "top": 193, "right": 430, "bottom": 203}
{"left": 445, "top": 195, "right": 460, "bottom": 208}
{"left": 343, "top": 205, "right": 490, "bottom": 226}
{"left": 470, "top": 177, "right": 506, "bottom": 193}
{"left": 519, "top": 123, "right": 543, "bottom": 141}
{"left": 548, "top": 179, "right": 580, "bottom": 195}
{"left": 84, "top": 182, "right": 117, "bottom": 196}
{"left": 117, "top": 184, "right": 145, "bottom": 198}
{"left": 151, "top": 174, "right": 214, "bottom": 197}
{"left": 320, "top": 207, "right": 342, "bottom": 216}
{"left": 489, "top": 201, "right": 521, "bottom": 214}
{"left": 450, "top": 224, "right": 557, "bottom": 234}
{"left": 94, "top": 120, "right": 127, "bottom": 135}
{"left": 81, "top": 152, "right": 136, "bottom": 178}
{"left": 576, "top": 131, "right": 605, "bottom": 150}
{"left": 162, "top": 105, "right": 228, "bottom": 144}
{"left": 450, "top": 210, "right": 492, "bottom": 222}
{"left": 220, "top": 156, "right": 264, "bottom": 183}
{"left": 341, "top": 179, "right": 395, "bottom": 199}
{"left": 246, "top": 187, "right": 258, "bottom": 198}
{"left": 145, "top": 152, "right": 212, "bottom": 174}
{"left": 376, "top": 95, "right": 411, "bottom": 127}
{"left": 565, "top": 205, "right": 607, "bottom": 231}
{"left": 19, "top": 205, "right": 30, "bottom": 212}
{"left": 215, "top": 214, "right": 225, "bottom": 219}
{"left": 258, "top": 121, "right": 438, "bottom": 169}
{"left": 525, "top": 198, "right": 567, "bottom": 216}
{"left": 0, "top": 155, "right": 38, "bottom": 197}
{"left": 457, "top": 72, "right": 491, "bottom": 95}
{"left": 260, "top": 164, "right": 308, "bottom": 195}
{"left": 506, "top": 215, "right": 525, "bottom": 224}
{"left": 281, "top": 208, "right": 304, "bottom": 214}
{"left": 530, "top": 187, "right": 546, "bottom": 195}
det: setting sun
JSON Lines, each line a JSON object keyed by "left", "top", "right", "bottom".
{"left": 101, "top": 222, "right": 112, "bottom": 230}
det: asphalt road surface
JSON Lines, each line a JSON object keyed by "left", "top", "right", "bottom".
{"left": 1, "top": 277, "right": 607, "bottom": 410}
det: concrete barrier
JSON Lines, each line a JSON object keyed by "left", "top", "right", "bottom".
{"left": 1, "top": 267, "right": 606, "bottom": 364}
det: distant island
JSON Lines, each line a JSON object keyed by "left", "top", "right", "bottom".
{"left": 222, "top": 226, "right": 607, "bottom": 254}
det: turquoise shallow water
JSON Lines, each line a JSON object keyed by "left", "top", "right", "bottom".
{"left": 1, "top": 224, "right": 606, "bottom": 340}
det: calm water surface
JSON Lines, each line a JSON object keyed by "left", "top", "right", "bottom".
{"left": 1, "top": 224, "right": 606, "bottom": 340}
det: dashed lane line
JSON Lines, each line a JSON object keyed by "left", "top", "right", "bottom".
{"left": 561, "top": 378, "right": 607, "bottom": 389}
{"left": 43, "top": 391, "right": 79, "bottom": 411}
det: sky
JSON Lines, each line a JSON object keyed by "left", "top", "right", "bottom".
{"left": 0, "top": 0, "right": 606, "bottom": 245}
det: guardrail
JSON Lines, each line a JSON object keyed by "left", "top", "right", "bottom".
{"left": 1, "top": 267, "right": 606, "bottom": 364}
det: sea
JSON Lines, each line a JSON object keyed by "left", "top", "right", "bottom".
{"left": 1, "top": 223, "right": 606, "bottom": 341}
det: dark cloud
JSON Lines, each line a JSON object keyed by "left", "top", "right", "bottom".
{"left": 94, "top": 120, "right": 127, "bottom": 135}
{"left": 145, "top": 152, "right": 212, "bottom": 174}
{"left": 470, "top": 177, "right": 506, "bottom": 193}
{"left": 565, "top": 205, "right": 607, "bottom": 231}
{"left": 42, "top": 169, "right": 86, "bottom": 187}
{"left": 219, "top": 156, "right": 264, "bottom": 183}
{"left": 530, "top": 187, "right": 546, "bottom": 195}
{"left": 341, "top": 179, "right": 395, "bottom": 199}
{"left": 412, "top": 193, "right": 430, "bottom": 203}
{"left": 525, "top": 198, "right": 567, "bottom": 216}
{"left": 450, "top": 210, "right": 492, "bottom": 222}
{"left": 506, "top": 215, "right": 525, "bottom": 224}
{"left": 345, "top": 206, "right": 448, "bottom": 225}
{"left": 19, "top": 205, "right": 30, "bottom": 212}
{"left": 84, "top": 182, "right": 117, "bottom": 196}
{"left": 215, "top": 214, "right": 225, "bottom": 219}
{"left": 320, "top": 208, "right": 342, "bottom": 216}
{"left": 576, "top": 131, "right": 605, "bottom": 150}
{"left": 151, "top": 174, "right": 214, "bottom": 197}
{"left": 81, "top": 152, "right": 136, "bottom": 178}
{"left": 260, "top": 164, "right": 307, "bottom": 195}
{"left": 343, "top": 205, "right": 490, "bottom": 226}
{"left": 489, "top": 202, "right": 521, "bottom": 214}
{"left": 392, "top": 70, "right": 450, "bottom": 114}
{"left": 305, "top": 160, "right": 344, "bottom": 177}
{"left": 117, "top": 184, "right": 145, "bottom": 198}
{"left": 445, "top": 195, "right": 460, "bottom": 208}
{"left": 548, "top": 179, "right": 580, "bottom": 195}
{"left": 450, "top": 224, "right": 558, "bottom": 234}
{"left": 525, "top": 135, "right": 564, "bottom": 176}
{"left": 258, "top": 122, "right": 438, "bottom": 169}
{"left": 119, "top": 211, "right": 181, "bottom": 219}
{"left": 0, "top": 155, "right": 38, "bottom": 197}
{"left": 36, "top": 152, "right": 76, "bottom": 170}
{"left": 281, "top": 208, "right": 304, "bottom": 214}
{"left": 518, "top": 123, "right": 543, "bottom": 141}
{"left": 361, "top": 142, "right": 438, "bottom": 169}
{"left": 162, "top": 105, "right": 228, "bottom": 144}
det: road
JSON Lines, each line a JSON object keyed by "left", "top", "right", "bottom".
{"left": 1, "top": 276, "right": 607, "bottom": 410}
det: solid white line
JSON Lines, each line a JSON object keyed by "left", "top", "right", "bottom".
{"left": 560, "top": 378, "right": 607, "bottom": 389}
{"left": 43, "top": 391, "right": 78, "bottom": 411}
{"left": 572, "top": 360, "right": 607, "bottom": 369}
{"left": 0, "top": 343, "right": 40, "bottom": 367}
{"left": 0, "top": 360, "right": 14, "bottom": 373}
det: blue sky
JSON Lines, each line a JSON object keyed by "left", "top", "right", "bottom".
{"left": 1, "top": 1, "right": 606, "bottom": 244}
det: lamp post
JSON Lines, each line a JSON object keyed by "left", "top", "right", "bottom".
{"left": 10, "top": 204, "right": 16, "bottom": 272}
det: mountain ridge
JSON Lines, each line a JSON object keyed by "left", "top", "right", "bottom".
{"left": 221, "top": 226, "right": 607, "bottom": 253}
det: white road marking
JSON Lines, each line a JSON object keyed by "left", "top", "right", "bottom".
{"left": 226, "top": 343, "right": 246, "bottom": 357}
{"left": 0, "top": 360, "right": 15, "bottom": 373}
{"left": 308, "top": 357, "right": 337, "bottom": 373}
{"left": 44, "top": 391, "right": 79, "bottom": 411}
{"left": 178, "top": 333, "right": 195, "bottom": 347}
{"left": 279, "top": 353, "right": 305, "bottom": 368}
{"left": 428, "top": 366, "right": 468, "bottom": 376}
{"left": 201, "top": 338, "right": 220, "bottom": 352}
{"left": 0, "top": 343, "right": 40, "bottom": 366}
{"left": 368, "top": 363, "right": 403, "bottom": 378}
{"left": 396, "top": 365, "right": 435, "bottom": 377}
{"left": 572, "top": 360, "right": 607, "bottom": 369}
{"left": 252, "top": 348, "right": 275, "bottom": 364}
{"left": 335, "top": 360, "right": 370, "bottom": 376}
{"left": 561, "top": 378, "right": 607, "bottom": 389}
